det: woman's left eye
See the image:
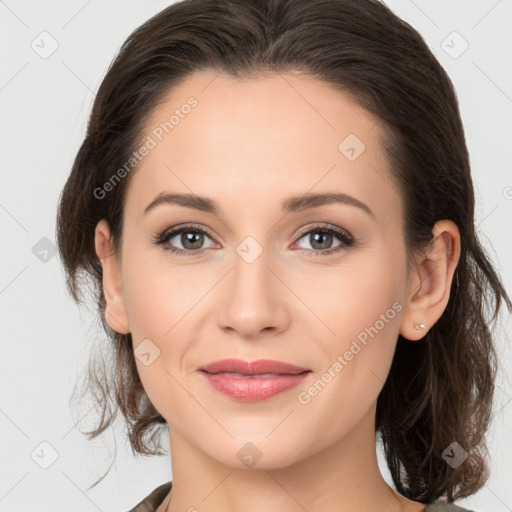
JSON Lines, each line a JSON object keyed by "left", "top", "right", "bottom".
{"left": 153, "top": 224, "right": 354, "bottom": 257}
{"left": 292, "top": 225, "right": 355, "bottom": 256}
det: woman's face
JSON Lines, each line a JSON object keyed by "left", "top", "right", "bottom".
{"left": 99, "top": 70, "right": 416, "bottom": 468}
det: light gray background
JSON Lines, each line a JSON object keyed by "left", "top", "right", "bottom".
{"left": 1, "top": 1, "right": 511, "bottom": 511}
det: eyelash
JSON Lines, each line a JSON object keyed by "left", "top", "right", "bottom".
{"left": 153, "top": 223, "right": 355, "bottom": 258}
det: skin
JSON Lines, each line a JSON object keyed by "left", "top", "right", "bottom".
{"left": 94, "top": 70, "right": 461, "bottom": 512}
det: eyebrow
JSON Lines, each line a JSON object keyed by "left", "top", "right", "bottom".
{"left": 142, "top": 192, "right": 375, "bottom": 219}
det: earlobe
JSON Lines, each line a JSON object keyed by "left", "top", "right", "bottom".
{"left": 94, "top": 219, "right": 130, "bottom": 334}
{"left": 399, "top": 220, "right": 461, "bottom": 341}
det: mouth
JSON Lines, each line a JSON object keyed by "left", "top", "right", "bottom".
{"left": 199, "top": 358, "right": 310, "bottom": 375}
{"left": 202, "top": 371, "right": 301, "bottom": 379}
{"left": 198, "top": 359, "right": 312, "bottom": 402}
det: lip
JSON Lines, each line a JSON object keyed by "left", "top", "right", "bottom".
{"left": 199, "top": 359, "right": 312, "bottom": 402}
{"left": 199, "top": 358, "right": 309, "bottom": 375}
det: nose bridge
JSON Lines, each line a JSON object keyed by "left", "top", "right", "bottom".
{"left": 233, "top": 238, "right": 271, "bottom": 299}
{"left": 217, "top": 235, "right": 288, "bottom": 336}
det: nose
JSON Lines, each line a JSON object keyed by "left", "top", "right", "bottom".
{"left": 216, "top": 247, "right": 290, "bottom": 339}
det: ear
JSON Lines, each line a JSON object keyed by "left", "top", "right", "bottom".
{"left": 94, "top": 219, "right": 130, "bottom": 334}
{"left": 399, "top": 220, "right": 461, "bottom": 341}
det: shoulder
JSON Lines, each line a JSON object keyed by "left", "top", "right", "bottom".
{"left": 125, "top": 481, "right": 172, "bottom": 512}
{"left": 424, "top": 499, "right": 477, "bottom": 511}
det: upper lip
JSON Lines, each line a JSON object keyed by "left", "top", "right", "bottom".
{"left": 199, "top": 359, "right": 310, "bottom": 375}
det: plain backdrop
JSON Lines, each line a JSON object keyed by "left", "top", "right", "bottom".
{"left": 1, "top": 1, "right": 511, "bottom": 511}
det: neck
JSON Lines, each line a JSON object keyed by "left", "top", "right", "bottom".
{"left": 159, "top": 405, "right": 425, "bottom": 512}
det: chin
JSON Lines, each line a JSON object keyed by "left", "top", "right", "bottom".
{"left": 203, "top": 437, "right": 306, "bottom": 471}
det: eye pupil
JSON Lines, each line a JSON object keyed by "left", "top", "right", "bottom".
{"left": 311, "top": 231, "right": 332, "bottom": 250}
{"left": 182, "top": 231, "right": 203, "bottom": 250}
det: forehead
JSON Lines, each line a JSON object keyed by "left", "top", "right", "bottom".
{"left": 125, "top": 70, "right": 400, "bottom": 224}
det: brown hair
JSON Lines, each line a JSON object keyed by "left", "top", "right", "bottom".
{"left": 56, "top": 0, "right": 511, "bottom": 502}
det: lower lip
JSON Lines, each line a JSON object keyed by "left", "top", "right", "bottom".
{"left": 200, "top": 371, "right": 311, "bottom": 402}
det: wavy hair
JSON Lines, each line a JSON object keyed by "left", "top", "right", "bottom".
{"left": 55, "top": 0, "right": 511, "bottom": 502}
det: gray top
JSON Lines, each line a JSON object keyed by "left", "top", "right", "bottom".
{"left": 126, "top": 481, "right": 477, "bottom": 512}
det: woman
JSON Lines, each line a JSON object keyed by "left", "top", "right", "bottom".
{"left": 55, "top": 0, "right": 511, "bottom": 511}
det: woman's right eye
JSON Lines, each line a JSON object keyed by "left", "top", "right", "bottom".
{"left": 154, "top": 225, "right": 217, "bottom": 256}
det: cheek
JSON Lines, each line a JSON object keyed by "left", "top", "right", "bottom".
{"left": 341, "top": 266, "right": 403, "bottom": 368}
{"left": 293, "top": 280, "right": 402, "bottom": 451}
{"left": 297, "top": 253, "right": 403, "bottom": 404}
{"left": 123, "top": 259, "right": 197, "bottom": 421}
{"left": 295, "top": 246, "right": 404, "bottom": 341}
{"left": 121, "top": 248, "right": 196, "bottom": 340}
{"left": 120, "top": 252, "right": 212, "bottom": 395}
